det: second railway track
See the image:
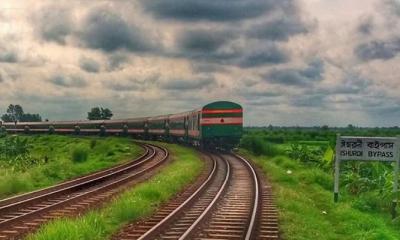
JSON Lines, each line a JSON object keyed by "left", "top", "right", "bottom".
{"left": 115, "top": 152, "right": 280, "bottom": 240}
{"left": 0, "top": 142, "right": 169, "bottom": 240}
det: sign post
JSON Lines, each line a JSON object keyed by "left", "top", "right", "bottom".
{"left": 334, "top": 136, "right": 399, "bottom": 218}
{"left": 393, "top": 153, "right": 399, "bottom": 218}
{"left": 334, "top": 134, "right": 340, "bottom": 203}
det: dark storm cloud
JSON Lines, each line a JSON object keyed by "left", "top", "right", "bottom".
{"left": 247, "top": 16, "right": 310, "bottom": 41}
{"left": 141, "top": 0, "right": 278, "bottom": 22}
{"left": 237, "top": 45, "right": 289, "bottom": 68}
{"left": 161, "top": 77, "right": 215, "bottom": 90}
{"left": 357, "top": 17, "right": 373, "bottom": 35}
{"left": 33, "top": 5, "right": 73, "bottom": 44}
{"left": 79, "top": 57, "right": 100, "bottom": 73}
{"left": 354, "top": 39, "right": 400, "bottom": 61}
{"left": 50, "top": 75, "right": 87, "bottom": 88}
{"left": 265, "top": 59, "right": 325, "bottom": 86}
{"left": 177, "top": 29, "right": 233, "bottom": 53}
{"left": 80, "top": 8, "right": 155, "bottom": 52}
{"left": 0, "top": 51, "right": 18, "bottom": 63}
{"left": 174, "top": 29, "right": 241, "bottom": 63}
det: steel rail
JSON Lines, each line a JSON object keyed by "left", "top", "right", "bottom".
{"left": 0, "top": 144, "right": 168, "bottom": 231}
{"left": 234, "top": 153, "right": 261, "bottom": 240}
{"left": 178, "top": 154, "right": 231, "bottom": 240}
{"left": 0, "top": 142, "right": 149, "bottom": 208}
{"left": 0, "top": 144, "right": 154, "bottom": 216}
{"left": 136, "top": 153, "right": 218, "bottom": 240}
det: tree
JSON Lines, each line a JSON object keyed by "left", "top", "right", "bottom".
{"left": 20, "top": 113, "right": 42, "bottom": 122}
{"left": 2, "top": 104, "right": 24, "bottom": 122}
{"left": 1, "top": 104, "right": 42, "bottom": 122}
{"left": 1, "top": 114, "right": 14, "bottom": 122}
{"left": 87, "top": 107, "right": 113, "bottom": 120}
{"left": 101, "top": 108, "right": 113, "bottom": 120}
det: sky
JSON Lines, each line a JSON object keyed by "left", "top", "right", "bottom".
{"left": 0, "top": 0, "right": 399, "bottom": 127}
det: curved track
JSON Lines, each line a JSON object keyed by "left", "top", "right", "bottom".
{"left": 0, "top": 143, "right": 169, "bottom": 240}
{"left": 115, "top": 152, "right": 278, "bottom": 240}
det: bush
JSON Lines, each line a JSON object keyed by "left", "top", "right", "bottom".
{"left": 287, "top": 143, "right": 324, "bottom": 165}
{"left": 240, "top": 134, "right": 279, "bottom": 156}
{"left": 90, "top": 139, "right": 97, "bottom": 149}
{"left": 0, "top": 126, "right": 6, "bottom": 137}
{"left": 71, "top": 147, "right": 89, "bottom": 162}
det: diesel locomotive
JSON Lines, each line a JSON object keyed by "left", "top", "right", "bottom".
{"left": 0, "top": 101, "right": 243, "bottom": 149}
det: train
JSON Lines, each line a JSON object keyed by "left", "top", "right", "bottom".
{"left": 0, "top": 101, "right": 243, "bottom": 149}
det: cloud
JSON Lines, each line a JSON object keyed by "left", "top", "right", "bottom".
{"left": 161, "top": 77, "right": 215, "bottom": 90}
{"left": 106, "top": 83, "right": 139, "bottom": 92}
{"left": 79, "top": 56, "right": 100, "bottom": 73}
{"left": 330, "top": 73, "right": 372, "bottom": 95}
{"left": 357, "top": 17, "right": 374, "bottom": 35}
{"left": 33, "top": 5, "right": 73, "bottom": 44}
{"left": 191, "top": 63, "right": 226, "bottom": 73}
{"left": 0, "top": 50, "right": 18, "bottom": 63}
{"left": 80, "top": 8, "right": 156, "bottom": 52}
{"left": 290, "top": 94, "right": 326, "bottom": 107}
{"left": 49, "top": 75, "right": 87, "bottom": 88}
{"left": 106, "top": 52, "right": 130, "bottom": 71}
{"left": 141, "top": 0, "right": 277, "bottom": 22}
{"left": 173, "top": 28, "right": 242, "bottom": 63}
{"left": 247, "top": 16, "right": 310, "bottom": 41}
{"left": 384, "top": 0, "right": 400, "bottom": 17}
{"left": 265, "top": 59, "right": 325, "bottom": 86}
{"left": 237, "top": 87, "right": 283, "bottom": 101}
{"left": 354, "top": 39, "right": 400, "bottom": 61}
{"left": 237, "top": 44, "right": 289, "bottom": 68}
{"left": 104, "top": 74, "right": 159, "bottom": 92}
{"left": 177, "top": 29, "right": 234, "bottom": 53}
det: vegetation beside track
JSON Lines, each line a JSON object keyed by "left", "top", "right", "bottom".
{"left": 27, "top": 143, "right": 204, "bottom": 240}
{"left": 240, "top": 128, "right": 400, "bottom": 240}
{"left": 0, "top": 135, "right": 143, "bottom": 199}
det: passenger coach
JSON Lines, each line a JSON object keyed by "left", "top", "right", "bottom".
{"left": 0, "top": 101, "right": 243, "bottom": 149}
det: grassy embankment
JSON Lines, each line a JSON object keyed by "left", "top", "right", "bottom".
{"left": 240, "top": 130, "right": 400, "bottom": 240}
{"left": 0, "top": 135, "right": 143, "bottom": 199}
{"left": 27, "top": 143, "right": 203, "bottom": 240}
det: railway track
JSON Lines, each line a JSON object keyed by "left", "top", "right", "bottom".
{"left": 115, "top": 152, "right": 280, "bottom": 240}
{"left": 0, "top": 143, "right": 169, "bottom": 240}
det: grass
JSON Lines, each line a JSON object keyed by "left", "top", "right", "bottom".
{"left": 240, "top": 150, "right": 400, "bottom": 240}
{"left": 0, "top": 135, "right": 143, "bottom": 199}
{"left": 27, "top": 142, "right": 204, "bottom": 240}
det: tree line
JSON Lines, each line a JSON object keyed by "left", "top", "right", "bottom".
{"left": 1, "top": 105, "right": 42, "bottom": 122}
{"left": 1, "top": 104, "right": 113, "bottom": 122}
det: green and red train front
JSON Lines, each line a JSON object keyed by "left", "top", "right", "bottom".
{"left": 200, "top": 101, "right": 243, "bottom": 148}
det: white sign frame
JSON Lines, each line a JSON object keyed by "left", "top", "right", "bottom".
{"left": 334, "top": 135, "right": 400, "bottom": 218}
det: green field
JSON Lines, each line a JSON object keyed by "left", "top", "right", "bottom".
{"left": 0, "top": 135, "right": 143, "bottom": 199}
{"left": 240, "top": 128, "right": 400, "bottom": 240}
{"left": 27, "top": 142, "right": 203, "bottom": 240}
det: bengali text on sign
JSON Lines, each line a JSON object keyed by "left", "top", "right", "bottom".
{"left": 337, "top": 137, "right": 398, "bottom": 161}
